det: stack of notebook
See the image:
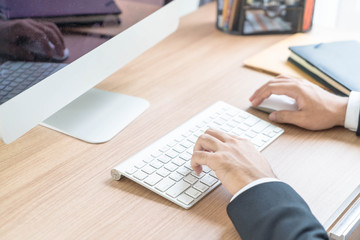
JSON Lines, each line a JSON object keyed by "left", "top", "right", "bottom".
{"left": 288, "top": 40, "right": 360, "bottom": 96}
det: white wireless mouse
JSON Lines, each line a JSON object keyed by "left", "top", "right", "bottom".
{"left": 253, "top": 94, "right": 298, "bottom": 113}
{"left": 23, "top": 41, "right": 69, "bottom": 62}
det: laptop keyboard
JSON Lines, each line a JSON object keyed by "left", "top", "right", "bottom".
{"left": 111, "top": 101, "right": 284, "bottom": 209}
{"left": 0, "top": 61, "right": 66, "bottom": 105}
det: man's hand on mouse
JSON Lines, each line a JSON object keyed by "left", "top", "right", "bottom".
{"left": 0, "top": 19, "right": 65, "bottom": 60}
{"left": 249, "top": 75, "right": 348, "bottom": 130}
{"left": 191, "top": 128, "right": 276, "bottom": 195}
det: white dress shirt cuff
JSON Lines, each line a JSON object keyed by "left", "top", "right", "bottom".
{"left": 230, "top": 178, "right": 281, "bottom": 202}
{"left": 345, "top": 91, "right": 360, "bottom": 132}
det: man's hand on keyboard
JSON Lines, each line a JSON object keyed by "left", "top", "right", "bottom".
{"left": 191, "top": 129, "right": 276, "bottom": 195}
{"left": 250, "top": 75, "right": 348, "bottom": 130}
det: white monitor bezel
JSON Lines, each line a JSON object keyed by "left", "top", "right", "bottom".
{"left": 0, "top": 1, "right": 179, "bottom": 144}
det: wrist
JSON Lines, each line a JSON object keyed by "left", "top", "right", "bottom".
{"left": 333, "top": 96, "right": 348, "bottom": 127}
{"left": 226, "top": 168, "right": 276, "bottom": 195}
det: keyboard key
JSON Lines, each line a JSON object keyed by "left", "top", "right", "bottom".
{"left": 261, "top": 135, "right": 271, "bottom": 142}
{"left": 125, "top": 166, "right": 138, "bottom": 175}
{"left": 150, "top": 160, "right": 163, "bottom": 169}
{"left": 144, "top": 173, "right": 163, "bottom": 186}
{"left": 158, "top": 155, "right": 172, "bottom": 164}
{"left": 133, "top": 170, "right": 148, "bottom": 180}
{"left": 177, "top": 166, "right": 192, "bottom": 176}
{"left": 203, "top": 117, "right": 212, "bottom": 124}
{"left": 210, "top": 113, "right": 220, "bottom": 119}
{"left": 242, "top": 134, "right": 253, "bottom": 141}
{"left": 189, "top": 127, "right": 198, "bottom": 132}
{"left": 155, "top": 178, "right": 176, "bottom": 192}
{"left": 134, "top": 161, "right": 146, "bottom": 169}
{"left": 227, "top": 120, "right": 238, "bottom": 128}
{"left": 220, "top": 115, "right": 232, "bottom": 122}
{"left": 233, "top": 116, "right": 245, "bottom": 123}
{"left": 167, "top": 140, "right": 178, "bottom": 147}
{"left": 179, "top": 152, "right": 192, "bottom": 161}
{"left": 177, "top": 193, "right": 194, "bottom": 205}
{"left": 159, "top": 145, "right": 170, "bottom": 152}
{"left": 187, "top": 135, "right": 198, "bottom": 144}
{"left": 225, "top": 108, "right": 239, "bottom": 117}
{"left": 200, "top": 175, "right": 217, "bottom": 187}
{"left": 220, "top": 125, "right": 233, "bottom": 133}
{"left": 165, "top": 150, "right": 178, "bottom": 159}
{"left": 184, "top": 174, "right": 198, "bottom": 184}
{"left": 169, "top": 172, "right": 183, "bottom": 181}
{"left": 238, "top": 111, "right": 250, "bottom": 119}
{"left": 202, "top": 165, "right": 211, "bottom": 173}
{"left": 180, "top": 140, "right": 193, "bottom": 148}
{"left": 268, "top": 131, "right": 276, "bottom": 137}
{"left": 231, "top": 128, "right": 244, "bottom": 137}
{"left": 252, "top": 121, "right": 270, "bottom": 133}
{"left": 237, "top": 121, "right": 249, "bottom": 130}
{"left": 251, "top": 136, "right": 265, "bottom": 147}
{"left": 207, "top": 122, "right": 220, "bottom": 130}
{"left": 209, "top": 171, "right": 218, "bottom": 179}
{"left": 184, "top": 161, "right": 192, "bottom": 170}
{"left": 157, "top": 167, "right": 171, "bottom": 177}
{"left": 164, "top": 162, "right": 178, "bottom": 172}
{"left": 195, "top": 121, "right": 206, "bottom": 128}
{"left": 244, "top": 116, "right": 259, "bottom": 127}
{"left": 166, "top": 180, "right": 191, "bottom": 198}
{"left": 182, "top": 130, "right": 192, "bottom": 137}
{"left": 172, "top": 157, "right": 186, "bottom": 166}
{"left": 193, "top": 182, "right": 209, "bottom": 193}
{"left": 191, "top": 171, "right": 205, "bottom": 179}
{"left": 274, "top": 127, "right": 282, "bottom": 133}
{"left": 187, "top": 148, "right": 193, "bottom": 155}
{"left": 193, "top": 130, "right": 204, "bottom": 137}
{"left": 245, "top": 131, "right": 257, "bottom": 138}
{"left": 142, "top": 165, "right": 157, "bottom": 175}
{"left": 151, "top": 150, "right": 162, "bottom": 158}
{"left": 174, "top": 135, "right": 185, "bottom": 142}
{"left": 173, "top": 144, "right": 187, "bottom": 153}
{"left": 185, "top": 188, "right": 201, "bottom": 199}
{"left": 142, "top": 156, "right": 153, "bottom": 164}
{"left": 214, "top": 118, "right": 226, "bottom": 125}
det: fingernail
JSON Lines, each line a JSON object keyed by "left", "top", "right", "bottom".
{"left": 269, "top": 112, "right": 276, "bottom": 121}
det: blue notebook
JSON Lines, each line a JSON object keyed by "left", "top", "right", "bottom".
{"left": 288, "top": 40, "right": 360, "bottom": 96}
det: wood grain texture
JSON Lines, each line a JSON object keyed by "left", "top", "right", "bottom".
{"left": 1, "top": 2, "right": 360, "bottom": 239}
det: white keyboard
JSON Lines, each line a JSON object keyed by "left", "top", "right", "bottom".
{"left": 111, "top": 101, "right": 283, "bottom": 209}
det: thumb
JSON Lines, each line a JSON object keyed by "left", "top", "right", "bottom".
{"left": 269, "top": 110, "right": 301, "bottom": 125}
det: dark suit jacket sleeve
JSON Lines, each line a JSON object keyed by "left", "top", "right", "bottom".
{"left": 227, "top": 182, "right": 329, "bottom": 240}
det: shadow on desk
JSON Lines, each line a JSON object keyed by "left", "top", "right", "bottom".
{"left": 107, "top": 177, "right": 240, "bottom": 238}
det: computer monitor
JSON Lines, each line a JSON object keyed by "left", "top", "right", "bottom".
{"left": 0, "top": 0, "right": 180, "bottom": 144}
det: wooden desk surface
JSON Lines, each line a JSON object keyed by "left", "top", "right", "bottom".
{"left": 1, "top": 2, "right": 360, "bottom": 239}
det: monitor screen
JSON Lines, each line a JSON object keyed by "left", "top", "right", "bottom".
{"left": 0, "top": 0, "right": 179, "bottom": 143}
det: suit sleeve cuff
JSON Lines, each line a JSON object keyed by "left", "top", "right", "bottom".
{"left": 345, "top": 91, "right": 360, "bottom": 132}
{"left": 230, "top": 178, "right": 281, "bottom": 202}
